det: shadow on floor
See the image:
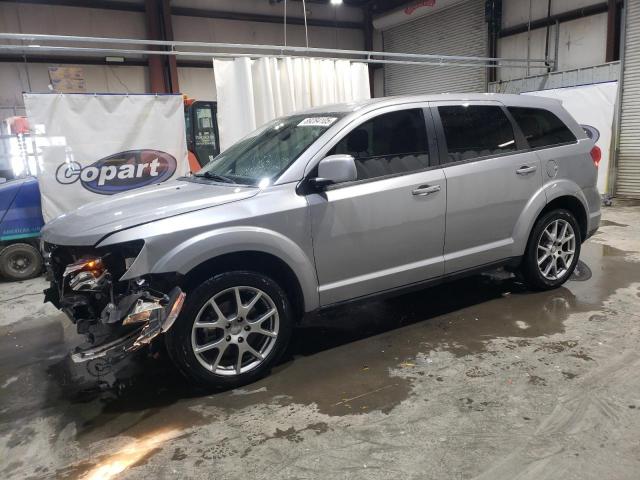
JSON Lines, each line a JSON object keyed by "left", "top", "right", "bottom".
{"left": 46, "top": 271, "right": 546, "bottom": 409}
{"left": 38, "top": 240, "right": 640, "bottom": 419}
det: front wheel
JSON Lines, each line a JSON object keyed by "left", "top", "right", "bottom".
{"left": 521, "top": 209, "right": 581, "bottom": 291}
{"left": 165, "top": 271, "right": 293, "bottom": 389}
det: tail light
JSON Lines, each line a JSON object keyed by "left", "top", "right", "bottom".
{"left": 590, "top": 146, "right": 602, "bottom": 168}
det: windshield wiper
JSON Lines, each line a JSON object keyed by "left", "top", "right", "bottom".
{"left": 194, "top": 171, "right": 236, "bottom": 183}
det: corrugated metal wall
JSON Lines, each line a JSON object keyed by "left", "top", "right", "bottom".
{"left": 383, "top": 0, "right": 487, "bottom": 95}
{"left": 616, "top": 0, "right": 640, "bottom": 198}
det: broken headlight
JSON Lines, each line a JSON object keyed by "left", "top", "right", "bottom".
{"left": 63, "top": 257, "right": 107, "bottom": 291}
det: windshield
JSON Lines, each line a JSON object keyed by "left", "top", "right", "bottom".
{"left": 194, "top": 113, "right": 344, "bottom": 186}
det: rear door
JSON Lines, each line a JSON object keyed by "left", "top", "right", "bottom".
{"left": 307, "top": 104, "right": 446, "bottom": 306}
{"left": 431, "top": 101, "right": 543, "bottom": 274}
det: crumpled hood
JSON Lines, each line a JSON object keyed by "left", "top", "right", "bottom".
{"left": 41, "top": 179, "right": 258, "bottom": 246}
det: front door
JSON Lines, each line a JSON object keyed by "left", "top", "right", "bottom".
{"left": 307, "top": 106, "right": 447, "bottom": 306}
{"left": 431, "top": 101, "right": 543, "bottom": 273}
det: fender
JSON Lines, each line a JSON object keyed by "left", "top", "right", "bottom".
{"left": 511, "top": 179, "right": 588, "bottom": 256}
{"left": 104, "top": 226, "right": 320, "bottom": 312}
{"left": 544, "top": 178, "right": 589, "bottom": 209}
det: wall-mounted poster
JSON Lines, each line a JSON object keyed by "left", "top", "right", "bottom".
{"left": 48, "top": 66, "right": 86, "bottom": 93}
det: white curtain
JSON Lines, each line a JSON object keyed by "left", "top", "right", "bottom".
{"left": 213, "top": 57, "right": 371, "bottom": 151}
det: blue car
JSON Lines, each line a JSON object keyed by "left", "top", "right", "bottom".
{"left": 0, "top": 177, "right": 44, "bottom": 281}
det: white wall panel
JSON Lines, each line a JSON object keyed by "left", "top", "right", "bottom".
{"left": 177, "top": 67, "right": 216, "bottom": 100}
{"left": 0, "top": 1, "right": 360, "bottom": 48}
{"left": 502, "top": 0, "right": 603, "bottom": 29}
{"left": 172, "top": 15, "right": 364, "bottom": 51}
{"left": 0, "top": 62, "right": 148, "bottom": 120}
{"left": 0, "top": 3, "right": 146, "bottom": 39}
{"left": 497, "top": 12, "right": 607, "bottom": 82}
{"left": 172, "top": 0, "right": 363, "bottom": 23}
{"left": 502, "top": 0, "right": 549, "bottom": 29}
{"left": 549, "top": 0, "right": 606, "bottom": 15}
{"left": 497, "top": 27, "right": 550, "bottom": 81}
{"left": 0, "top": 0, "right": 363, "bottom": 117}
{"left": 0, "top": 2, "right": 147, "bottom": 118}
{"left": 556, "top": 13, "right": 607, "bottom": 71}
{"left": 0, "top": 63, "right": 32, "bottom": 109}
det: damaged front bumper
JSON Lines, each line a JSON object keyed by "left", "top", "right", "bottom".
{"left": 70, "top": 287, "right": 185, "bottom": 363}
{"left": 43, "top": 241, "right": 186, "bottom": 365}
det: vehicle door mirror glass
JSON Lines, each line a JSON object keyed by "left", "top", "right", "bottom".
{"left": 311, "top": 154, "right": 357, "bottom": 188}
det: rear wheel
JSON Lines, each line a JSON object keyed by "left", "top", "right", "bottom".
{"left": 521, "top": 209, "right": 581, "bottom": 291}
{"left": 0, "top": 243, "right": 43, "bottom": 281}
{"left": 165, "top": 271, "right": 293, "bottom": 389}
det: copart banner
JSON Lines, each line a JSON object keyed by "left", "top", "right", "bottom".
{"left": 24, "top": 93, "right": 189, "bottom": 222}
{"left": 525, "top": 82, "right": 618, "bottom": 194}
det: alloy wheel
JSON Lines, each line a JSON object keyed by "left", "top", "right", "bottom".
{"left": 536, "top": 219, "right": 576, "bottom": 281}
{"left": 190, "top": 286, "right": 279, "bottom": 376}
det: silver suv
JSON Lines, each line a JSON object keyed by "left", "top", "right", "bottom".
{"left": 42, "top": 94, "right": 601, "bottom": 389}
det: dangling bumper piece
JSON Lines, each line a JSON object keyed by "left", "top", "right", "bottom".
{"left": 71, "top": 287, "right": 185, "bottom": 363}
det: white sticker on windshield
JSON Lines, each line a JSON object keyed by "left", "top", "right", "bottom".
{"left": 297, "top": 117, "right": 338, "bottom": 127}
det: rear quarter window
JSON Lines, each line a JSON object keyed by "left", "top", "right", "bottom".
{"left": 437, "top": 105, "right": 516, "bottom": 163}
{"left": 508, "top": 107, "right": 576, "bottom": 149}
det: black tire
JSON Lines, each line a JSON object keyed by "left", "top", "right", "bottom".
{"left": 0, "top": 243, "right": 43, "bottom": 281}
{"left": 165, "top": 271, "right": 293, "bottom": 390}
{"left": 521, "top": 209, "right": 582, "bottom": 291}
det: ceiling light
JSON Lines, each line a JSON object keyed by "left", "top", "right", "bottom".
{"left": 330, "top": 0, "right": 343, "bottom": 5}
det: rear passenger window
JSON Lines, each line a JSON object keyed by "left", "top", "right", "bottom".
{"left": 508, "top": 107, "right": 577, "bottom": 148}
{"left": 438, "top": 105, "right": 516, "bottom": 163}
{"left": 330, "top": 109, "right": 429, "bottom": 181}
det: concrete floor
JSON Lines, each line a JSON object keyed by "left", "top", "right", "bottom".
{"left": 1, "top": 205, "right": 640, "bottom": 480}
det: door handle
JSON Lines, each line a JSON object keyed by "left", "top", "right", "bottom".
{"left": 516, "top": 165, "right": 537, "bottom": 175}
{"left": 412, "top": 184, "right": 441, "bottom": 196}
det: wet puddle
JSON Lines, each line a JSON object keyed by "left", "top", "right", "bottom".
{"left": 1, "top": 241, "right": 639, "bottom": 465}
{"left": 244, "top": 242, "right": 639, "bottom": 415}
{"left": 599, "top": 219, "right": 629, "bottom": 228}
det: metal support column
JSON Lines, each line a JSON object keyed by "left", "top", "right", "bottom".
{"left": 363, "top": 5, "right": 375, "bottom": 97}
{"left": 162, "top": 0, "right": 179, "bottom": 93}
{"left": 606, "top": 0, "right": 619, "bottom": 62}
{"left": 144, "top": 0, "right": 179, "bottom": 93}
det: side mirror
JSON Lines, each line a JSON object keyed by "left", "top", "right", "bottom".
{"left": 308, "top": 154, "right": 357, "bottom": 189}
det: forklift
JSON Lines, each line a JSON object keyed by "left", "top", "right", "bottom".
{"left": 183, "top": 99, "right": 220, "bottom": 171}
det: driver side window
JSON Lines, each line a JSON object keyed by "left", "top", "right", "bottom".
{"left": 329, "top": 108, "right": 430, "bottom": 181}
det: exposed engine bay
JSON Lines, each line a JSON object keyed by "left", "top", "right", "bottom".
{"left": 42, "top": 240, "right": 185, "bottom": 364}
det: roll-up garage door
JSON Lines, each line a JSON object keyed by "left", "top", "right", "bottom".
{"left": 383, "top": 0, "right": 487, "bottom": 96}
{"left": 617, "top": 0, "right": 640, "bottom": 198}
